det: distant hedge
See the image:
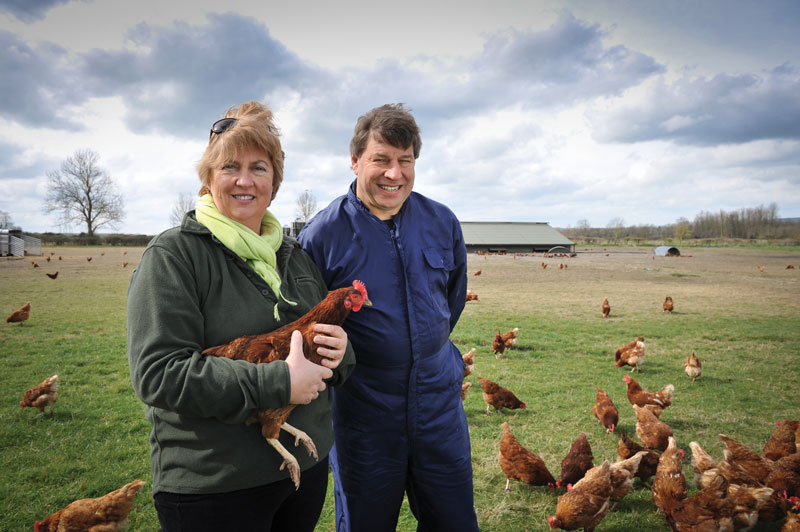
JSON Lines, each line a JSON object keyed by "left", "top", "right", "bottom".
{"left": 32, "top": 233, "right": 155, "bottom": 246}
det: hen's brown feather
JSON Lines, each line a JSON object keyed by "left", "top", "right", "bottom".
{"left": 558, "top": 432, "right": 594, "bottom": 489}
{"left": 653, "top": 436, "right": 687, "bottom": 515}
{"left": 35, "top": 480, "right": 146, "bottom": 532}
{"left": 592, "top": 387, "right": 619, "bottom": 433}
{"left": 548, "top": 461, "right": 612, "bottom": 532}
{"left": 6, "top": 301, "right": 31, "bottom": 324}
{"left": 499, "top": 422, "right": 556, "bottom": 490}
{"left": 477, "top": 376, "right": 525, "bottom": 412}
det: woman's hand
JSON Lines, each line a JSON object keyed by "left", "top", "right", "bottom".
{"left": 286, "top": 330, "right": 333, "bottom": 405}
{"left": 312, "top": 323, "right": 348, "bottom": 370}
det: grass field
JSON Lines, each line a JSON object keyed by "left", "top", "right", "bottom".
{"left": 1, "top": 245, "right": 799, "bottom": 531}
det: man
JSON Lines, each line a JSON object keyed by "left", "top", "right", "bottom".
{"left": 299, "top": 103, "right": 479, "bottom": 531}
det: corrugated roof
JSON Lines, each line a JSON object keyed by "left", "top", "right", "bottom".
{"left": 460, "top": 221, "right": 574, "bottom": 246}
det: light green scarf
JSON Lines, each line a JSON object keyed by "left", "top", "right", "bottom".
{"left": 195, "top": 193, "right": 295, "bottom": 319}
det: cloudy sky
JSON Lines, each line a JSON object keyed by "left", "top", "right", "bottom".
{"left": 1, "top": 0, "right": 799, "bottom": 235}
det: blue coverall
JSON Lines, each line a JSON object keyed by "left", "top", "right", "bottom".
{"left": 299, "top": 181, "right": 479, "bottom": 532}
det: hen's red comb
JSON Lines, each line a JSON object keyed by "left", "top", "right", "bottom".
{"left": 353, "top": 280, "right": 367, "bottom": 299}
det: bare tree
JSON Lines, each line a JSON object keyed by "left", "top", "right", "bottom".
{"left": 674, "top": 217, "right": 692, "bottom": 243}
{"left": 295, "top": 189, "right": 317, "bottom": 223}
{"left": 607, "top": 217, "right": 625, "bottom": 243}
{"left": 43, "top": 149, "right": 124, "bottom": 235}
{"left": 170, "top": 193, "right": 196, "bottom": 227}
{"left": 0, "top": 209, "right": 12, "bottom": 229}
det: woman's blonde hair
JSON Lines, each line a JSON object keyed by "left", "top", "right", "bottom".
{"left": 197, "top": 101, "right": 284, "bottom": 199}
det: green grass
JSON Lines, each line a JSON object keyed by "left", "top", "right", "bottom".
{"left": 2, "top": 246, "right": 799, "bottom": 531}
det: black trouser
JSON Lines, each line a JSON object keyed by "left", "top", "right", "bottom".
{"left": 154, "top": 457, "right": 329, "bottom": 532}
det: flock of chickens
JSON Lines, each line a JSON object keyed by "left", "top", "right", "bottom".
{"left": 9, "top": 249, "right": 800, "bottom": 531}
{"left": 460, "top": 267, "right": 800, "bottom": 531}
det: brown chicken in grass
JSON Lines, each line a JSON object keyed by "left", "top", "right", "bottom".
{"left": 462, "top": 347, "right": 476, "bottom": 378}
{"left": 615, "top": 336, "right": 645, "bottom": 372}
{"left": 618, "top": 432, "right": 660, "bottom": 485}
{"left": 461, "top": 381, "right": 472, "bottom": 402}
{"left": 34, "top": 480, "right": 146, "bottom": 532}
{"left": 663, "top": 296, "right": 674, "bottom": 312}
{"left": 614, "top": 336, "right": 641, "bottom": 358}
{"left": 624, "top": 374, "right": 673, "bottom": 413}
{"left": 202, "top": 280, "right": 370, "bottom": 489}
{"left": 499, "top": 422, "right": 556, "bottom": 491}
{"left": 465, "top": 290, "right": 480, "bottom": 302}
{"left": 476, "top": 376, "right": 526, "bottom": 414}
{"left": 592, "top": 387, "right": 619, "bottom": 433}
{"left": 20, "top": 374, "right": 59, "bottom": 416}
{"left": 719, "top": 433, "right": 774, "bottom": 484}
{"left": 602, "top": 298, "right": 610, "bottom": 318}
{"left": 557, "top": 432, "right": 594, "bottom": 489}
{"left": 500, "top": 327, "right": 519, "bottom": 348}
{"left": 547, "top": 460, "right": 612, "bottom": 532}
{"left": 684, "top": 351, "right": 702, "bottom": 381}
{"left": 6, "top": 301, "right": 31, "bottom": 325}
{"left": 653, "top": 436, "right": 687, "bottom": 515}
{"left": 492, "top": 332, "right": 505, "bottom": 358}
{"left": 46, "top": 271, "right": 58, "bottom": 279}
{"left": 634, "top": 404, "right": 673, "bottom": 451}
{"left": 764, "top": 421, "right": 798, "bottom": 461}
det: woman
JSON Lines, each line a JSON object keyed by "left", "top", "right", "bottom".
{"left": 127, "top": 101, "right": 355, "bottom": 531}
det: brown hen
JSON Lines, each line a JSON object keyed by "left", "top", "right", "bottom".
{"left": 6, "top": 301, "right": 31, "bottom": 325}
{"left": 634, "top": 404, "right": 673, "bottom": 451}
{"left": 202, "top": 280, "right": 370, "bottom": 488}
{"left": 35, "top": 480, "right": 146, "bottom": 532}
{"left": 20, "top": 375, "right": 59, "bottom": 416}
{"left": 557, "top": 432, "right": 594, "bottom": 489}
{"left": 547, "top": 460, "right": 612, "bottom": 532}
{"left": 476, "top": 376, "right": 526, "bottom": 414}
{"left": 653, "top": 436, "right": 687, "bottom": 515}
{"left": 592, "top": 387, "right": 619, "bottom": 433}
{"left": 499, "top": 422, "right": 556, "bottom": 491}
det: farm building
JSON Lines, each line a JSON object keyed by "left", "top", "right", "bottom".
{"left": 653, "top": 245, "right": 680, "bottom": 256}
{"left": 1, "top": 229, "right": 41, "bottom": 257}
{"left": 460, "top": 221, "right": 575, "bottom": 253}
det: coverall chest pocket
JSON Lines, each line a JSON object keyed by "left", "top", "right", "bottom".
{"left": 422, "top": 247, "right": 455, "bottom": 313}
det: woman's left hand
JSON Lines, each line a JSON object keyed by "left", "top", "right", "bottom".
{"left": 312, "top": 323, "right": 348, "bottom": 370}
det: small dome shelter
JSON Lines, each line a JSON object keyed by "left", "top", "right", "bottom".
{"left": 653, "top": 245, "right": 680, "bottom": 257}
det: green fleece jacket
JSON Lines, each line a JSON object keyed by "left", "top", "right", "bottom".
{"left": 127, "top": 212, "right": 355, "bottom": 495}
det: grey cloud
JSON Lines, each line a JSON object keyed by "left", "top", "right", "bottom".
{"left": 78, "top": 13, "right": 330, "bottom": 138}
{"left": 0, "top": 137, "right": 60, "bottom": 180}
{"left": 0, "top": 0, "right": 73, "bottom": 23}
{"left": 470, "top": 13, "right": 663, "bottom": 102}
{"left": 1, "top": 9, "right": 665, "bottom": 148}
{"left": 593, "top": 63, "right": 800, "bottom": 145}
{"left": 283, "top": 13, "right": 664, "bottom": 153}
{"left": 0, "top": 30, "right": 84, "bottom": 129}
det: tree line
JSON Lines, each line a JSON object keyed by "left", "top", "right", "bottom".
{"left": 564, "top": 204, "right": 800, "bottom": 244}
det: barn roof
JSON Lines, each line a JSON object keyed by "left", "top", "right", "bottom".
{"left": 460, "top": 221, "right": 574, "bottom": 246}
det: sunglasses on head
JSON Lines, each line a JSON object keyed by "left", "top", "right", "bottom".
{"left": 209, "top": 118, "right": 238, "bottom": 140}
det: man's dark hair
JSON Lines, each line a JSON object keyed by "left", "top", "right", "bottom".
{"left": 350, "top": 103, "right": 422, "bottom": 159}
